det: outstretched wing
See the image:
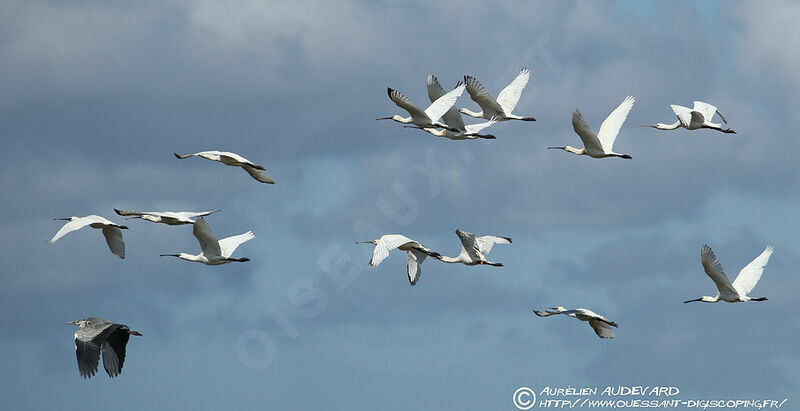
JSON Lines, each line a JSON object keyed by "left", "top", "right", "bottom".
{"left": 192, "top": 218, "right": 222, "bottom": 257}
{"left": 174, "top": 152, "right": 198, "bottom": 159}
{"left": 670, "top": 105, "right": 693, "bottom": 128}
{"left": 218, "top": 231, "right": 255, "bottom": 258}
{"left": 732, "top": 245, "right": 774, "bottom": 297}
{"left": 75, "top": 339, "right": 101, "bottom": 378}
{"left": 428, "top": 75, "right": 466, "bottom": 132}
{"left": 387, "top": 88, "right": 427, "bottom": 119}
{"left": 49, "top": 217, "right": 94, "bottom": 243}
{"left": 406, "top": 249, "right": 427, "bottom": 286}
{"left": 597, "top": 95, "right": 635, "bottom": 152}
{"left": 496, "top": 67, "right": 530, "bottom": 114}
{"left": 532, "top": 309, "right": 561, "bottom": 317}
{"left": 692, "top": 101, "right": 721, "bottom": 123}
{"left": 101, "top": 227, "right": 125, "bottom": 259}
{"left": 424, "top": 83, "right": 465, "bottom": 122}
{"left": 700, "top": 245, "right": 738, "bottom": 297}
{"left": 588, "top": 319, "right": 615, "bottom": 339}
{"left": 476, "top": 235, "right": 511, "bottom": 255}
{"left": 463, "top": 118, "right": 497, "bottom": 135}
{"left": 242, "top": 165, "right": 275, "bottom": 184}
{"left": 571, "top": 109, "right": 603, "bottom": 153}
{"left": 369, "top": 234, "right": 414, "bottom": 267}
{"left": 464, "top": 75, "right": 505, "bottom": 117}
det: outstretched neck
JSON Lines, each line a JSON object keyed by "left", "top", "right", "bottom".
{"left": 437, "top": 255, "right": 464, "bottom": 263}
{"left": 459, "top": 108, "right": 483, "bottom": 118}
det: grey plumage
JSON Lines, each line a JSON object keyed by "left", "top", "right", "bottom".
{"left": 68, "top": 317, "right": 142, "bottom": 378}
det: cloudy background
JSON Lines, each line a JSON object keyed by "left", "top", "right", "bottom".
{"left": 1, "top": 0, "right": 799, "bottom": 409}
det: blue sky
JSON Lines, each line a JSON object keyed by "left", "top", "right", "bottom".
{"left": 1, "top": 1, "right": 799, "bottom": 409}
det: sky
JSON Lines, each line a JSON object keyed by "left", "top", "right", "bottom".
{"left": 1, "top": 0, "right": 799, "bottom": 409}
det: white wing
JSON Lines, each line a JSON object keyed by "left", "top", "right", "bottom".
{"left": 192, "top": 218, "right": 222, "bottom": 258}
{"left": 700, "top": 245, "right": 738, "bottom": 298}
{"left": 597, "top": 95, "right": 634, "bottom": 152}
{"left": 476, "top": 235, "right": 511, "bottom": 255}
{"left": 463, "top": 119, "right": 497, "bottom": 135}
{"left": 692, "top": 101, "right": 721, "bottom": 123}
{"left": 387, "top": 88, "right": 427, "bottom": 119}
{"left": 423, "top": 83, "right": 465, "bottom": 122}
{"left": 49, "top": 218, "right": 94, "bottom": 243}
{"left": 496, "top": 68, "right": 530, "bottom": 114}
{"left": 101, "top": 227, "right": 125, "bottom": 259}
{"left": 428, "top": 75, "right": 467, "bottom": 132}
{"left": 588, "top": 319, "right": 615, "bottom": 339}
{"left": 218, "top": 231, "right": 255, "bottom": 258}
{"left": 406, "top": 249, "right": 427, "bottom": 286}
{"left": 464, "top": 75, "right": 505, "bottom": 117}
{"left": 242, "top": 165, "right": 275, "bottom": 184}
{"left": 670, "top": 105, "right": 693, "bottom": 128}
{"left": 369, "top": 234, "right": 415, "bottom": 267}
{"left": 732, "top": 245, "right": 774, "bottom": 297}
{"left": 571, "top": 109, "right": 603, "bottom": 153}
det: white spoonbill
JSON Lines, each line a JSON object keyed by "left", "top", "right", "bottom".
{"left": 49, "top": 215, "right": 128, "bottom": 259}
{"left": 377, "top": 84, "right": 465, "bottom": 132}
{"left": 114, "top": 209, "right": 220, "bottom": 225}
{"left": 436, "top": 229, "right": 511, "bottom": 267}
{"left": 174, "top": 151, "right": 275, "bottom": 184}
{"left": 684, "top": 244, "right": 774, "bottom": 303}
{"left": 357, "top": 234, "right": 441, "bottom": 286}
{"left": 460, "top": 68, "right": 536, "bottom": 122}
{"left": 533, "top": 306, "right": 618, "bottom": 339}
{"left": 549, "top": 95, "right": 635, "bottom": 159}
{"left": 160, "top": 217, "right": 254, "bottom": 265}
{"left": 635, "top": 101, "right": 735, "bottom": 133}
{"left": 404, "top": 75, "right": 497, "bottom": 140}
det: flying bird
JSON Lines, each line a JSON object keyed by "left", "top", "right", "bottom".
{"left": 49, "top": 215, "right": 128, "bottom": 259}
{"left": 635, "top": 101, "right": 735, "bottom": 133}
{"left": 173, "top": 151, "right": 275, "bottom": 184}
{"left": 459, "top": 67, "right": 536, "bottom": 122}
{"left": 684, "top": 244, "right": 774, "bottom": 303}
{"left": 160, "top": 217, "right": 253, "bottom": 265}
{"left": 404, "top": 75, "right": 497, "bottom": 140}
{"left": 114, "top": 209, "right": 220, "bottom": 225}
{"left": 533, "top": 306, "right": 618, "bottom": 339}
{"left": 549, "top": 95, "right": 635, "bottom": 159}
{"left": 376, "top": 84, "right": 465, "bottom": 132}
{"left": 357, "top": 234, "right": 441, "bottom": 286}
{"left": 67, "top": 317, "right": 142, "bottom": 378}
{"left": 436, "top": 229, "right": 511, "bottom": 267}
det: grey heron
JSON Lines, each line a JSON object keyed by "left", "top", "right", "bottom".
{"left": 67, "top": 317, "right": 142, "bottom": 378}
{"left": 49, "top": 215, "right": 128, "bottom": 259}
{"left": 533, "top": 307, "right": 618, "bottom": 339}
{"left": 174, "top": 150, "right": 275, "bottom": 184}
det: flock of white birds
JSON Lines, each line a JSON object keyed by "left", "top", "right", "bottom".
{"left": 372, "top": 67, "right": 769, "bottom": 339}
{"left": 54, "top": 66, "right": 772, "bottom": 380}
